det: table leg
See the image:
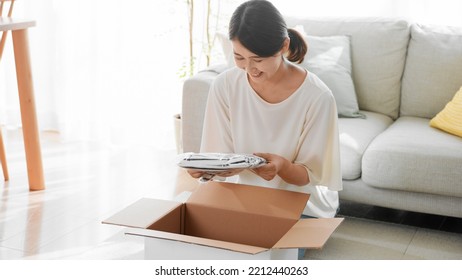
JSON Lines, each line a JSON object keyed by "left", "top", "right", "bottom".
{"left": 12, "top": 28, "right": 45, "bottom": 191}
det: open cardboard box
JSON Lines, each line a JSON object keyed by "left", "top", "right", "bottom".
{"left": 103, "top": 181, "right": 343, "bottom": 260}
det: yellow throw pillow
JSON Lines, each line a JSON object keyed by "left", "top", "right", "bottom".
{"left": 430, "top": 86, "right": 462, "bottom": 137}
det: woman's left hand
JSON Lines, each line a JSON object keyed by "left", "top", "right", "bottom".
{"left": 252, "top": 153, "right": 286, "bottom": 181}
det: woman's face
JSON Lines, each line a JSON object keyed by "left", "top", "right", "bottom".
{"left": 231, "top": 39, "right": 286, "bottom": 84}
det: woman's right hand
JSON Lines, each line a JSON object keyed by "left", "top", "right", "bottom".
{"left": 186, "top": 168, "right": 244, "bottom": 180}
{"left": 187, "top": 169, "right": 206, "bottom": 179}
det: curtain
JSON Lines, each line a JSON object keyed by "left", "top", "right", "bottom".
{"left": 1, "top": 0, "right": 189, "bottom": 149}
{"left": 1, "top": 0, "right": 461, "bottom": 150}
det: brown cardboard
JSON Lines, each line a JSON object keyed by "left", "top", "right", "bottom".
{"left": 103, "top": 198, "right": 183, "bottom": 229}
{"left": 103, "top": 181, "right": 343, "bottom": 255}
{"left": 183, "top": 182, "right": 309, "bottom": 248}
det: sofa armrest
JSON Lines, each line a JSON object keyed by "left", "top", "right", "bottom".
{"left": 181, "top": 64, "right": 229, "bottom": 152}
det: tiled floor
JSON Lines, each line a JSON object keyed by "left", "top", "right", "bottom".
{"left": 0, "top": 129, "right": 461, "bottom": 260}
{"left": 305, "top": 201, "right": 462, "bottom": 260}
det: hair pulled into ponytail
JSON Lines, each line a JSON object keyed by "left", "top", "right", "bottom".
{"left": 286, "top": 28, "right": 307, "bottom": 64}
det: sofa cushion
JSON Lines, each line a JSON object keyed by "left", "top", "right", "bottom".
{"left": 430, "top": 86, "right": 462, "bottom": 138}
{"left": 362, "top": 116, "right": 462, "bottom": 198}
{"left": 286, "top": 17, "right": 410, "bottom": 119}
{"left": 182, "top": 69, "right": 220, "bottom": 152}
{"left": 401, "top": 24, "right": 462, "bottom": 119}
{"left": 216, "top": 32, "right": 235, "bottom": 68}
{"left": 339, "top": 111, "right": 393, "bottom": 180}
{"left": 300, "top": 35, "right": 363, "bottom": 118}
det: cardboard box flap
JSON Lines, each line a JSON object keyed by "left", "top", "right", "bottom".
{"left": 125, "top": 227, "right": 268, "bottom": 255}
{"left": 102, "top": 198, "right": 183, "bottom": 229}
{"left": 187, "top": 181, "right": 310, "bottom": 220}
{"left": 273, "top": 218, "right": 343, "bottom": 249}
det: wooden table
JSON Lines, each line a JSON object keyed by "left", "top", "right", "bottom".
{"left": 1, "top": 18, "right": 45, "bottom": 191}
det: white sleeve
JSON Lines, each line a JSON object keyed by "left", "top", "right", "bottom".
{"left": 296, "top": 92, "right": 343, "bottom": 191}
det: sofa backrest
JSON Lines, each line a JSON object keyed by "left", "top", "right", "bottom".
{"left": 400, "top": 24, "right": 462, "bottom": 119}
{"left": 285, "top": 17, "right": 410, "bottom": 119}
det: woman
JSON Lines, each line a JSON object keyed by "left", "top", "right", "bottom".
{"left": 188, "top": 0, "right": 342, "bottom": 219}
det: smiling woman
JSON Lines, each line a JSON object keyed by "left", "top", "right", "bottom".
{"left": 196, "top": 1, "right": 342, "bottom": 225}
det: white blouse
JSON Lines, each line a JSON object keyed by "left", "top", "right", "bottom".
{"left": 200, "top": 67, "right": 342, "bottom": 218}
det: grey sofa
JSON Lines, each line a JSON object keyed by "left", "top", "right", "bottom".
{"left": 181, "top": 17, "right": 462, "bottom": 218}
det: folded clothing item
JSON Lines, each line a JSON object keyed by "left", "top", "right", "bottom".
{"left": 177, "top": 152, "right": 267, "bottom": 172}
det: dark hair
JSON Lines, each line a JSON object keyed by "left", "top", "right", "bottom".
{"left": 229, "top": 0, "right": 307, "bottom": 63}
